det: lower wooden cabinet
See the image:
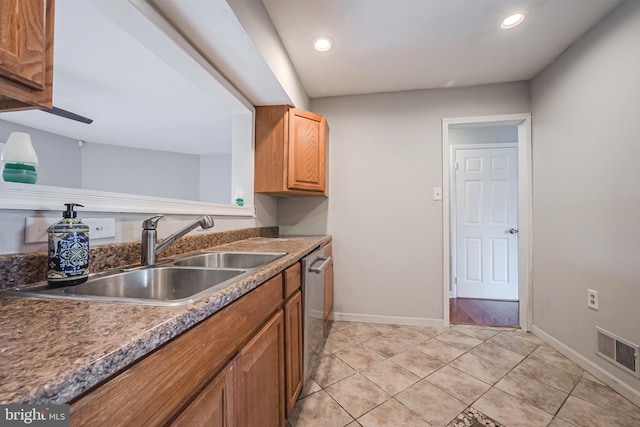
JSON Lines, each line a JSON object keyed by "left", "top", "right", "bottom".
{"left": 284, "top": 290, "right": 303, "bottom": 415}
{"left": 69, "top": 263, "right": 304, "bottom": 427}
{"left": 236, "top": 311, "right": 285, "bottom": 427}
{"left": 69, "top": 275, "right": 284, "bottom": 426}
{"left": 324, "top": 260, "right": 334, "bottom": 332}
{"left": 170, "top": 359, "right": 236, "bottom": 427}
{"left": 323, "top": 242, "right": 334, "bottom": 332}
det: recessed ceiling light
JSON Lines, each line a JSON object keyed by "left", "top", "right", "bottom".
{"left": 501, "top": 13, "right": 525, "bottom": 29}
{"left": 313, "top": 37, "right": 333, "bottom": 52}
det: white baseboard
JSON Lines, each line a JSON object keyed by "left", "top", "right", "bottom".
{"left": 532, "top": 325, "right": 640, "bottom": 407}
{"left": 332, "top": 312, "right": 444, "bottom": 328}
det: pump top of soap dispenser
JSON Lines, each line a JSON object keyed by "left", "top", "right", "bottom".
{"left": 50, "top": 203, "right": 88, "bottom": 233}
{"left": 63, "top": 203, "right": 83, "bottom": 218}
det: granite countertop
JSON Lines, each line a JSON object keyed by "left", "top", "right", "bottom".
{"left": 0, "top": 236, "right": 330, "bottom": 404}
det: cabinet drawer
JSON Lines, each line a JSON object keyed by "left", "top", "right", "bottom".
{"left": 283, "top": 262, "right": 301, "bottom": 299}
{"left": 323, "top": 241, "right": 332, "bottom": 258}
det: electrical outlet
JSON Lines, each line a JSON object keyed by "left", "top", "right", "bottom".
{"left": 25, "top": 217, "right": 115, "bottom": 243}
{"left": 587, "top": 289, "right": 599, "bottom": 310}
{"left": 24, "top": 217, "right": 58, "bottom": 243}
{"left": 84, "top": 218, "right": 116, "bottom": 240}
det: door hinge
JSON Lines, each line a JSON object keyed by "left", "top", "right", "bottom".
{"left": 454, "top": 162, "right": 459, "bottom": 170}
{"left": 454, "top": 277, "right": 457, "bottom": 285}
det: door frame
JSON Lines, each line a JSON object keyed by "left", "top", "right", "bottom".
{"left": 450, "top": 143, "right": 518, "bottom": 300}
{"left": 442, "top": 113, "right": 532, "bottom": 330}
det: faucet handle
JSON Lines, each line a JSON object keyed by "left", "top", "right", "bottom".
{"left": 142, "top": 214, "right": 164, "bottom": 230}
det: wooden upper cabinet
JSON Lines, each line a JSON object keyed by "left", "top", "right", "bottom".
{"left": 0, "top": 0, "right": 54, "bottom": 110}
{"left": 255, "top": 105, "right": 327, "bottom": 196}
{"left": 287, "top": 108, "right": 326, "bottom": 192}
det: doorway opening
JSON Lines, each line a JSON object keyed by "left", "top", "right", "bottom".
{"left": 450, "top": 298, "right": 519, "bottom": 327}
{"left": 442, "top": 114, "right": 532, "bottom": 330}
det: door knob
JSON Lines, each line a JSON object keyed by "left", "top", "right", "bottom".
{"left": 509, "top": 228, "right": 519, "bottom": 234}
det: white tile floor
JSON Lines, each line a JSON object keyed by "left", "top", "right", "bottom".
{"left": 288, "top": 322, "right": 640, "bottom": 427}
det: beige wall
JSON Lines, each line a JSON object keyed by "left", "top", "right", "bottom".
{"left": 279, "top": 82, "right": 530, "bottom": 323}
{"left": 531, "top": 1, "right": 640, "bottom": 392}
{"left": 0, "top": 198, "right": 278, "bottom": 255}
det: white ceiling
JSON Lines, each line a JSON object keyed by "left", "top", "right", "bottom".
{"left": 0, "top": 0, "right": 624, "bottom": 153}
{"left": 261, "top": 0, "right": 622, "bottom": 98}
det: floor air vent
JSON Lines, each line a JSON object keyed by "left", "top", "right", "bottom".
{"left": 596, "top": 327, "right": 639, "bottom": 377}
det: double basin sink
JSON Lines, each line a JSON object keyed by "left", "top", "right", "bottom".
{"left": 5, "top": 251, "right": 286, "bottom": 306}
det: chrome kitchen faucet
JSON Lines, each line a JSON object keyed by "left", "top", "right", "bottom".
{"left": 141, "top": 214, "right": 215, "bottom": 265}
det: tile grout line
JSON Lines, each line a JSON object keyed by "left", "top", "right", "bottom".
{"left": 421, "top": 330, "right": 550, "bottom": 426}
{"left": 427, "top": 334, "right": 507, "bottom": 426}
{"left": 459, "top": 339, "right": 537, "bottom": 426}
{"left": 302, "top": 323, "right": 614, "bottom": 427}
{"left": 321, "top": 326, "right": 446, "bottom": 426}
{"left": 454, "top": 333, "right": 589, "bottom": 426}
{"left": 392, "top": 329, "right": 485, "bottom": 424}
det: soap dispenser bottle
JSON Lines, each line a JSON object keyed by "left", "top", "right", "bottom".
{"left": 47, "top": 203, "right": 89, "bottom": 286}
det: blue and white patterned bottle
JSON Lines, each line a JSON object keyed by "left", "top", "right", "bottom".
{"left": 47, "top": 203, "right": 89, "bottom": 286}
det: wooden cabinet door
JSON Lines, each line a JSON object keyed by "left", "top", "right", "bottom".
{"left": 284, "top": 291, "right": 303, "bottom": 415}
{"left": 236, "top": 311, "right": 285, "bottom": 427}
{"left": 171, "top": 359, "right": 236, "bottom": 427}
{"left": 323, "top": 242, "right": 334, "bottom": 332}
{"left": 323, "top": 259, "right": 334, "bottom": 332}
{"left": 287, "top": 108, "right": 326, "bottom": 193}
{"left": 0, "top": 0, "right": 53, "bottom": 109}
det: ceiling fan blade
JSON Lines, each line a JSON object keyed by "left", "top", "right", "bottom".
{"left": 40, "top": 106, "right": 94, "bottom": 124}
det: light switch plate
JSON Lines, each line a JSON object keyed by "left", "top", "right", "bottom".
{"left": 433, "top": 187, "right": 443, "bottom": 201}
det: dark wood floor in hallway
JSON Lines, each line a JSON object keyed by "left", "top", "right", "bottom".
{"left": 450, "top": 298, "right": 519, "bottom": 327}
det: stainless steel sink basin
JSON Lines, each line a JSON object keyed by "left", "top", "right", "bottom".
{"left": 6, "top": 267, "right": 247, "bottom": 306}
{"left": 170, "top": 251, "right": 286, "bottom": 269}
{"left": 66, "top": 267, "right": 245, "bottom": 301}
{"left": 4, "top": 251, "right": 287, "bottom": 306}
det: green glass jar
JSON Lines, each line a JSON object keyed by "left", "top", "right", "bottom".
{"left": 2, "top": 163, "right": 37, "bottom": 184}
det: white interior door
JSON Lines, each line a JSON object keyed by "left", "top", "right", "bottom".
{"left": 455, "top": 147, "right": 518, "bottom": 300}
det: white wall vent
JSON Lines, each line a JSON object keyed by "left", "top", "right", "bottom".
{"left": 596, "top": 327, "right": 639, "bottom": 377}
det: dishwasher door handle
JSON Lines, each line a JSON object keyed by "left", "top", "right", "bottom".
{"left": 309, "top": 256, "right": 332, "bottom": 274}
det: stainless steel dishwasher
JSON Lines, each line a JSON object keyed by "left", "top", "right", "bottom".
{"left": 302, "top": 246, "right": 332, "bottom": 386}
